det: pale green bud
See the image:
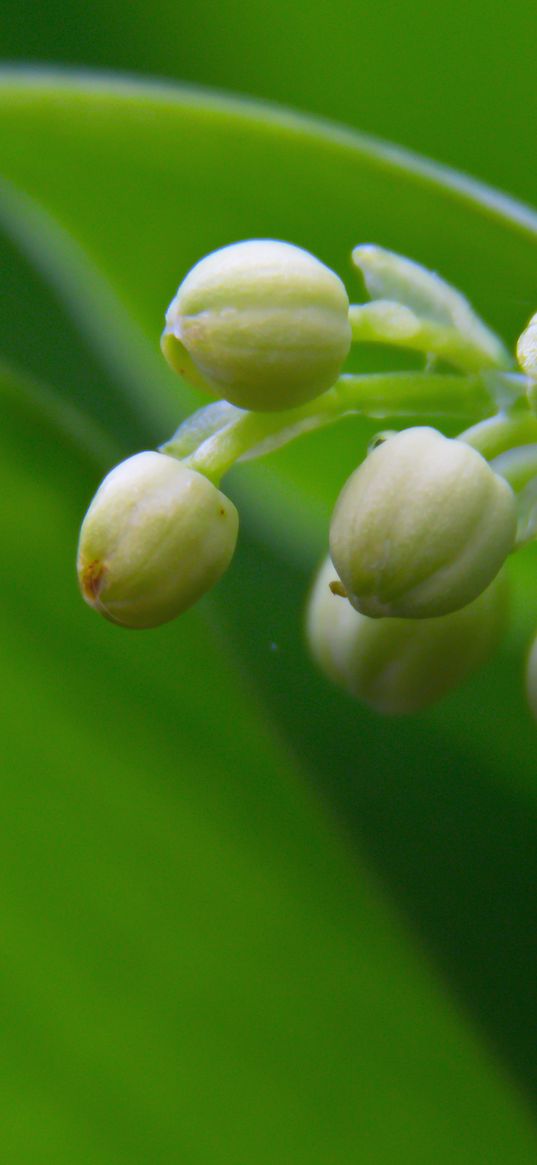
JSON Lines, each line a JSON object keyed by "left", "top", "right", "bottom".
{"left": 162, "top": 239, "right": 351, "bottom": 412}
{"left": 517, "top": 312, "right": 537, "bottom": 380}
{"left": 329, "top": 426, "right": 516, "bottom": 619}
{"left": 517, "top": 312, "right": 537, "bottom": 414}
{"left": 77, "top": 452, "right": 238, "bottom": 629}
{"left": 306, "top": 556, "right": 509, "bottom": 715}
{"left": 526, "top": 632, "right": 537, "bottom": 721}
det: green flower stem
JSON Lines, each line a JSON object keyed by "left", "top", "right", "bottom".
{"left": 349, "top": 303, "right": 512, "bottom": 373}
{"left": 459, "top": 413, "right": 537, "bottom": 545}
{"left": 162, "top": 370, "right": 501, "bottom": 484}
{"left": 490, "top": 446, "right": 537, "bottom": 493}
{"left": 459, "top": 408, "right": 537, "bottom": 460}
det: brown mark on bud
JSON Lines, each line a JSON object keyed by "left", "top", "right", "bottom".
{"left": 80, "top": 560, "right": 107, "bottom": 604}
{"left": 329, "top": 579, "right": 347, "bottom": 598}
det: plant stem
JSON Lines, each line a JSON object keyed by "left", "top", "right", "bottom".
{"left": 348, "top": 303, "right": 512, "bottom": 373}
{"left": 162, "top": 370, "right": 512, "bottom": 484}
{"left": 490, "top": 446, "right": 537, "bottom": 492}
{"left": 459, "top": 409, "right": 537, "bottom": 460}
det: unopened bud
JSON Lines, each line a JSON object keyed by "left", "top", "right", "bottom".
{"left": 517, "top": 312, "right": 537, "bottom": 414}
{"left": 77, "top": 452, "right": 238, "bottom": 628}
{"left": 307, "top": 557, "right": 508, "bottom": 714}
{"left": 162, "top": 239, "right": 351, "bottom": 411}
{"left": 329, "top": 426, "right": 516, "bottom": 619}
{"left": 517, "top": 312, "right": 537, "bottom": 380}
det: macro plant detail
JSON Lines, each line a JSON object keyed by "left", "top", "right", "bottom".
{"left": 329, "top": 426, "right": 516, "bottom": 620}
{"left": 5, "top": 60, "right": 537, "bottom": 1162}
{"left": 162, "top": 239, "right": 352, "bottom": 411}
{"left": 77, "top": 239, "right": 537, "bottom": 716}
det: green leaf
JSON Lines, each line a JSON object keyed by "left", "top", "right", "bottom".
{"left": 1, "top": 69, "right": 537, "bottom": 1162}
{"left": 2, "top": 67, "right": 537, "bottom": 534}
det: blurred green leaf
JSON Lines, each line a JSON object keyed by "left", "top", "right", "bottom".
{"left": 2, "top": 68, "right": 537, "bottom": 548}
{"left": 1, "top": 69, "right": 537, "bottom": 1163}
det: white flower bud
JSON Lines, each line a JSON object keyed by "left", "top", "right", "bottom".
{"left": 77, "top": 452, "right": 238, "bottom": 628}
{"left": 329, "top": 426, "right": 516, "bottom": 619}
{"left": 162, "top": 240, "right": 351, "bottom": 411}
{"left": 306, "top": 557, "right": 508, "bottom": 714}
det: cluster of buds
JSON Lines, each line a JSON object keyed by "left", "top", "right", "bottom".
{"left": 77, "top": 239, "right": 537, "bottom": 718}
{"left": 78, "top": 240, "right": 351, "bottom": 628}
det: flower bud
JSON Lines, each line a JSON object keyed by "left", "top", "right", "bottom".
{"left": 517, "top": 313, "right": 537, "bottom": 414}
{"left": 517, "top": 312, "right": 537, "bottom": 380}
{"left": 329, "top": 426, "right": 516, "bottom": 619}
{"left": 77, "top": 452, "right": 238, "bottom": 628}
{"left": 306, "top": 556, "right": 508, "bottom": 714}
{"left": 162, "top": 239, "right": 351, "bottom": 412}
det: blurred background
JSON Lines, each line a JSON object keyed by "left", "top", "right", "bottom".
{"left": 3, "top": 0, "right": 537, "bottom": 205}
{"left": 1, "top": 2, "right": 537, "bottom": 1162}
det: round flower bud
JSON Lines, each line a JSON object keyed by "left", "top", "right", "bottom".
{"left": 526, "top": 632, "right": 537, "bottom": 721}
{"left": 329, "top": 426, "right": 516, "bottom": 619}
{"left": 306, "top": 556, "right": 508, "bottom": 715}
{"left": 77, "top": 452, "right": 238, "bottom": 629}
{"left": 162, "top": 239, "right": 351, "bottom": 412}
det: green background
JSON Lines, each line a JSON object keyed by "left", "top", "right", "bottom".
{"left": 3, "top": 0, "right": 537, "bottom": 206}
{"left": 0, "top": 2, "right": 536, "bottom": 1161}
